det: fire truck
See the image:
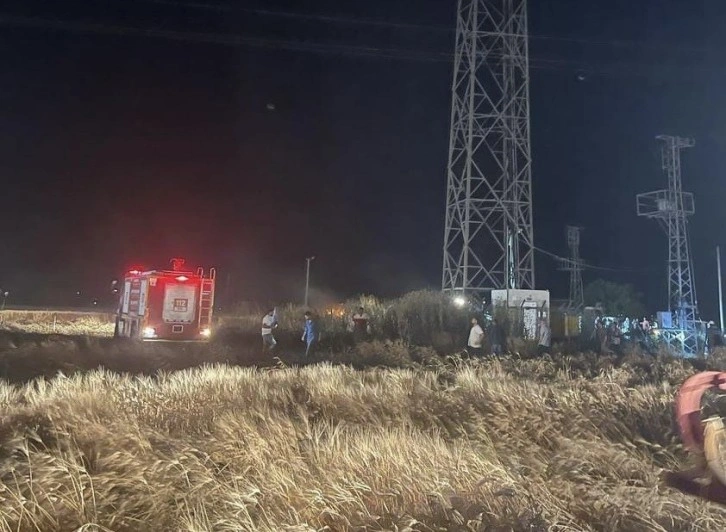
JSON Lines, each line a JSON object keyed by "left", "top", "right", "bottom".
{"left": 114, "top": 258, "right": 216, "bottom": 341}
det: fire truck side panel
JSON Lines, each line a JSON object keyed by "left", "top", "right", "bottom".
{"left": 138, "top": 279, "right": 148, "bottom": 317}
{"left": 144, "top": 276, "right": 166, "bottom": 333}
{"left": 127, "top": 278, "right": 142, "bottom": 316}
{"left": 121, "top": 280, "right": 131, "bottom": 314}
{"left": 116, "top": 274, "right": 149, "bottom": 338}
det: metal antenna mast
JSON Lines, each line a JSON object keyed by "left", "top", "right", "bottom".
{"left": 637, "top": 135, "right": 699, "bottom": 356}
{"left": 559, "top": 226, "right": 584, "bottom": 311}
{"left": 442, "top": 0, "right": 535, "bottom": 295}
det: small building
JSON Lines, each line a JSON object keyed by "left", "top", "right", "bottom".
{"left": 490, "top": 289, "right": 550, "bottom": 341}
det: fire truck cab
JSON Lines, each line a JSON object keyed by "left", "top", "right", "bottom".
{"left": 114, "top": 258, "right": 216, "bottom": 341}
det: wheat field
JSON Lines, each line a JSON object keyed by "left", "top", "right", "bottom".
{"left": 1, "top": 293, "right": 725, "bottom": 530}
{"left": 1, "top": 352, "right": 725, "bottom": 531}
{"left": 0, "top": 310, "right": 115, "bottom": 337}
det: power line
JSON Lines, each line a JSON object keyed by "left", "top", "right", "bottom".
{"left": 0, "top": 13, "right": 721, "bottom": 79}
{"left": 533, "top": 245, "right": 652, "bottom": 274}
{"left": 0, "top": 14, "right": 602, "bottom": 68}
{"left": 0, "top": 14, "right": 448, "bottom": 61}
{"left": 125, "top": 0, "right": 721, "bottom": 56}
{"left": 127, "top": 0, "right": 452, "bottom": 32}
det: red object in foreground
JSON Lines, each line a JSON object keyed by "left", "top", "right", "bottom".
{"left": 115, "top": 259, "right": 216, "bottom": 341}
{"left": 667, "top": 371, "right": 726, "bottom": 504}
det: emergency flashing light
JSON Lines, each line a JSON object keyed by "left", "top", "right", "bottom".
{"left": 176, "top": 275, "right": 188, "bottom": 282}
{"left": 200, "top": 328, "right": 211, "bottom": 337}
{"left": 128, "top": 270, "right": 141, "bottom": 275}
{"left": 142, "top": 327, "right": 157, "bottom": 339}
{"left": 453, "top": 296, "right": 466, "bottom": 308}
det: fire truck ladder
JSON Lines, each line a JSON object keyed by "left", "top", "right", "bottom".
{"left": 197, "top": 267, "right": 216, "bottom": 330}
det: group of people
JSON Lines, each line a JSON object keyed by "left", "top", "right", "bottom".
{"left": 261, "top": 308, "right": 319, "bottom": 356}
{"left": 260, "top": 306, "right": 371, "bottom": 356}
{"left": 260, "top": 306, "right": 560, "bottom": 358}
{"left": 467, "top": 317, "right": 502, "bottom": 357}
{"left": 467, "top": 316, "right": 551, "bottom": 356}
{"left": 258, "top": 306, "right": 722, "bottom": 358}
{"left": 591, "top": 316, "right": 657, "bottom": 354}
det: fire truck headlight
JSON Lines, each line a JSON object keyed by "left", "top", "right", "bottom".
{"left": 200, "top": 328, "right": 211, "bottom": 338}
{"left": 142, "top": 327, "right": 157, "bottom": 338}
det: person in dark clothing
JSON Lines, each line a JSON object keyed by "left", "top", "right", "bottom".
{"left": 594, "top": 319, "right": 607, "bottom": 354}
{"left": 609, "top": 321, "right": 622, "bottom": 355}
{"left": 351, "top": 307, "right": 370, "bottom": 343}
{"left": 489, "top": 318, "right": 505, "bottom": 355}
{"left": 708, "top": 322, "right": 724, "bottom": 349}
{"left": 537, "top": 319, "right": 551, "bottom": 355}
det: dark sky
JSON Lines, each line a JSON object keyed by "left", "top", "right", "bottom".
{"left": 1, "top": 0, "right": 726, "bottom": 316}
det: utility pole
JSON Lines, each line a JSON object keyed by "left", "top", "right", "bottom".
{"left": 304, "top": 256, "right": 315, "bottom": 308}
{"left": 718, "top": 246, "right": 724, "bottom": 334}
{"left": 637, "top": 135, "right": 699, "bottom": 356}
{"left": 442, "top": 0, "right": 535, "bottom": 295}
{"left": 559, "top": 226, "right": 584, "bottom": 311}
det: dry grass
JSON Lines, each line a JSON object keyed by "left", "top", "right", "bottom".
{"left": 0, "top": 310, "right": 115, "bottom": 337}
{"left": 1, "top": 353, "right": 725, "bottom": 531}
{"left": 0, "top": 294, "right": 723, "bottom": 529}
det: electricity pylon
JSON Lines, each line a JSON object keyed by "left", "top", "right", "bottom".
{"left": 559, "top": 226, "right": 584, "bottom": 311}
{"left": 442, "top": 0, "right": 535, "bottom": 295}
{"left": 637, "top": 135, "right": 700, "bottom": 356}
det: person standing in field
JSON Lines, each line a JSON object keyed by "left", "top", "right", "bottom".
{"left": 640, "top": 317, "right": 651, "bottom": 334}
{"left": 595, "top": 319, "right": 607, "bottom": 354}
{"left": 301, "top": 311, "right": 319, "bottom": 357}
{"left": 537, "top": 318, "right": 551, "bottom": 355}
{"left": 351, "top": 306, "right": 370, "bottom": 343}
{"left": 261, "top": 308, "right": 278, "bottom": 351}
{"left": 489, "top": 318, "right": 505, "bottom": 355}
{"left": 609, "top": 321, "right": 622, "bottom": 355}
{"left": 467, "top": 317, "right": 485, "bottom": 357}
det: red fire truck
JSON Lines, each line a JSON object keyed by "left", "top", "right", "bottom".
{"left": 114, "top": 258, "right": 216, "bottom": 341}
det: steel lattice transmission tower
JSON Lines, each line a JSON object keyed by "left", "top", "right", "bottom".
{"left": 637, "top": 135, "right": 699, "bottom": 356}
{"left": 442, "top": 0, "right": 535, "bottom": 295}
{"left": 559, "top": 226, "right": 584, "bottom": 311}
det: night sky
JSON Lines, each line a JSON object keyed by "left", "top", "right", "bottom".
{"left": 2, "top": 0, "right": 726, "bottom": 316}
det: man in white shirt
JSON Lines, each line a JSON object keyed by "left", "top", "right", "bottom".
{"left": 261, "top": 308, "right": 278, "bottom": 351}
{"left": 468, "top": 317, "right": 485, "bottom": 357}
